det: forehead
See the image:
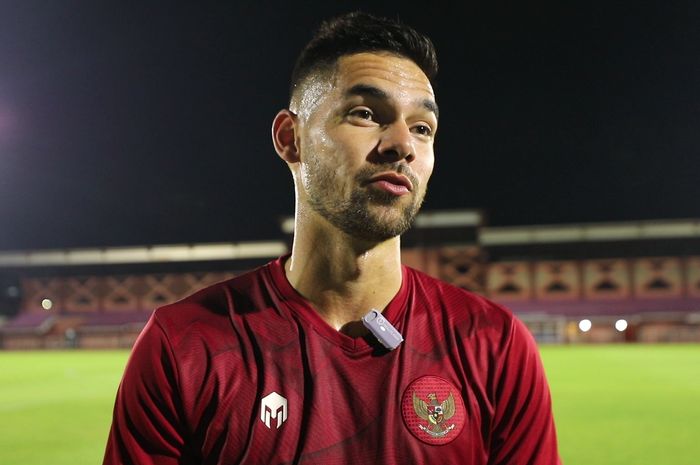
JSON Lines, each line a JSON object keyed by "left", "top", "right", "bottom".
{"left": 333, "top": 52, "right": 435, "bottom": 101}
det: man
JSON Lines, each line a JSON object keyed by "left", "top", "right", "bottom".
{"left": 104, "top": 11, "right": 561, "bottom": 464}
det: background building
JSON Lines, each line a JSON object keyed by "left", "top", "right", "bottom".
{"left": 2, "top": 210, "right": 700, "bottom": 349}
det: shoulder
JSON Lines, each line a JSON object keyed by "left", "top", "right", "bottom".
{"left": 407, "top": 266, "right": 516, "bottom": 325}
{"left": 150, "top": 263, "right": 272, "bottom": 351}
{"left": 408, "top": 268, "right": 532, "bottom": 354}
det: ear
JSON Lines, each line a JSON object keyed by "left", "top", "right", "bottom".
{"left": 272, "top": 109, "right": 300, "bottom": 163}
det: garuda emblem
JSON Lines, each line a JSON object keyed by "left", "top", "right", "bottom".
{"left": 412, "top": 391, "right": 457, "bottom": 437}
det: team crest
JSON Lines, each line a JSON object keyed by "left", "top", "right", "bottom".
{"left": 401, "top": 376, "right": 465, "bottom": 445}
{"left": 413, "top": 392, "right": 457, "bottom": 437}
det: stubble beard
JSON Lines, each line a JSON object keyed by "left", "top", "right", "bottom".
{"left": 305, "top": 163, "right": 426, "bottom": 243}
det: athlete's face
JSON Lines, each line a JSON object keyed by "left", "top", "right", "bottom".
{"left": 294, "top": 52, "right": 438, "bottom": 242}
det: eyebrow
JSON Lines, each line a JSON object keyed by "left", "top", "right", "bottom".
{"left": 344, "top": 84, "right": 439, "bottom": 119}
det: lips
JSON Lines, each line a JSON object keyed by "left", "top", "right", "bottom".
{"left": 367, "top": 172, "right": 414, "bottom": 192}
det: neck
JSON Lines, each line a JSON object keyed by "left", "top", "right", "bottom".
{"left": 284, "top": 210, "right": 403, "bottom": 334}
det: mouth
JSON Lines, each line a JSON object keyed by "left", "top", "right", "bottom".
{"left": 367, "top": 172, "right": 414, "bottom": 196}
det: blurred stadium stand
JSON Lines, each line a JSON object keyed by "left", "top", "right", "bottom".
{"left": 0, "top": 273, "right": 21, "bottom": 318}
{"left": 2, "top": 211, "right": 700, "bottom": 349}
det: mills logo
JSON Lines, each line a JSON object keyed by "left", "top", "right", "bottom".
{"left": 260, "top": 391, "right": 288, "bottom": 429}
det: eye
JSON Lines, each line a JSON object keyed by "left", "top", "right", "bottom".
{"left": 348, "top": 108, "right": 374, "bottom": 121}
{"left": 412, "top": 124, "right": 433, "bottom": 136}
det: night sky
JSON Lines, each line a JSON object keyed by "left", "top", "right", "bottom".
{"left": 0, "top": 1, "right": 698, "bottom": 251}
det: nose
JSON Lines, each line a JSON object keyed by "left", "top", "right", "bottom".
{"left": 377, "top": 122, "right": 415, "bottom": 163}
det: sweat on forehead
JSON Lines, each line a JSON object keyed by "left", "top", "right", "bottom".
{"left": 289, "top": 62, "right": 337, "bottom": 115}
{"left": 289, "top": 52, "right": 435, "bottom": 117}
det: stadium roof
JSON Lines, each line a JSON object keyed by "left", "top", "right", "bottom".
{"left": 1, "top": 212, "right": 699, "bottom": 267}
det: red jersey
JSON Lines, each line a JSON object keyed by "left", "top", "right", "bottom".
{"left": 104, "top": 257, "right": 560, "bottom": 464}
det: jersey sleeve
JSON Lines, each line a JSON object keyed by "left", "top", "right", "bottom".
{"left": 488, "top": 316, "right": 561, "bottom": 465}
{"left": 103, "top": 314, "right": 189, "bottom": 465}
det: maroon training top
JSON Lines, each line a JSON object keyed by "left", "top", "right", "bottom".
{"left": 104, "top": 257, "right": 560, "bottom": 464}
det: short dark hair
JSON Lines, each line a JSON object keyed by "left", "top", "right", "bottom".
{"left": 290, "top": 11, "right": 438, "bottom": 102}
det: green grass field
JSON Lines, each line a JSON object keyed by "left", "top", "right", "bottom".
{"left": 1, "top": 345, "right": 698, "bottom": 465}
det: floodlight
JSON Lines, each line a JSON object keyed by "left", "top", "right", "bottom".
{"left": 578, "top": 319, "right": 592, "bottom": 332}
{"left": 615, "top": 319, "right": 628, "bottom": 332}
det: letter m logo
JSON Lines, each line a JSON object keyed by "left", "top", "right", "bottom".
{"left": 260, "top": 391, "right": 288, "bottom": 429}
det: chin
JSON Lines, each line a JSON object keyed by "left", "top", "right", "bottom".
{"left": 354, "top": 209, "right": 417, "bottom": 241}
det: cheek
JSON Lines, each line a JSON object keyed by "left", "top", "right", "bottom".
{"left": 306, "top": 127, "right": 362, "bottom": 174}
{"left": 425, "top": 154, "right": 435, "bottom": 176}
{"left": 298, "top": 127, "right": 330, "bottom": 186}
{"left": 417, "top": 151, "right": 435, "bottom": 185}
{"left": 299, "top": 140, "right": 350, "bottom": 195}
